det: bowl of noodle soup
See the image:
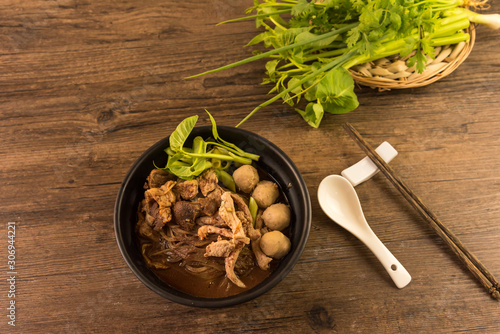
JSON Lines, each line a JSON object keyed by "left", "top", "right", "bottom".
{"left": 114, "top": 125, "right": 311, "bottom": 307}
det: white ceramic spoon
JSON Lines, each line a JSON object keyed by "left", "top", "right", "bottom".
{"left": 317, "top": 175, "right": 411, "bottom": 288}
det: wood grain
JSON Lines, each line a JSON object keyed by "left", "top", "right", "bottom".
{"left": 1, "top": 0, "right": 499, "bottom": 333}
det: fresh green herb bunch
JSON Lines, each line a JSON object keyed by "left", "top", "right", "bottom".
{"left": 157, "top": 111, "right": 259, "bottom": 183}
{"left": 189, "top": 0, "right": 499, "bottom": 127}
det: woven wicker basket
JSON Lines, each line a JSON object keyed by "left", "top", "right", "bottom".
{"left": 349, "top": 27, "right": 476, "bottom": 91}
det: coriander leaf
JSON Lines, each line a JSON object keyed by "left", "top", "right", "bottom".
{"left": 272, "top": 27, "right": 311, "bottom": 51}
{"left": 315, "top": 67, "right": 359, "bottom": 114}
{"left": 346, "top": 27, "right": 361, "bottom": 48}
{"left": 350, "top": 0, "right": 365, "bottom": 12}
{"left": 420, "top": 38, "right": 436, "bottom": 59}
{"left": 400, "top": 37, "right": 417, "bottom": 57}
{"left": 408, "top": 51, "right": 427, "bottom": 73}
{"left": 291, "top": 0, "right": 314, "bottom": 16}
{"left": 407, "top": 38, "right": 429, "bottom": 74}
{"left": 169, "top": 115, "right": 198, "bottom": 152}
{"left": 390, "top": 12, "right": 402, "bottom": 31}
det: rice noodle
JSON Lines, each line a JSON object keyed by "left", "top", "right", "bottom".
{"left": 136, "top": 167, "right": 286, "bottom": 294}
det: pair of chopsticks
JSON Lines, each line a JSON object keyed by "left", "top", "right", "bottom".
{"left": 343, "top": 122, "right": 500, "bottom": 301}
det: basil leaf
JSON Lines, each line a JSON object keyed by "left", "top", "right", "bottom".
{"left": 169, "top": 115, "right": 198, "bottom": 152}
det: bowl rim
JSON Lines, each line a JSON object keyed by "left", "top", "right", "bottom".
{"left": 114, "top": 125, "right": 312, "bottom": 307}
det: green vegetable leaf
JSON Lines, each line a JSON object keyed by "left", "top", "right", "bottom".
{"left": 291, "top": 0, "right": 314, "bottom": 16}
{"left": 265, "top": 59, "right": 280, "bottom": 78}
{"left": 165, "top": 137, "right": 212, "bottom": 180}
{"left": 190, "top": 136, "right": 212, "bottom": 175}
{"left": 400, "top": 37, "right": 417, "bottom": 57}
{"left": 288, "top": 77, "right": 303, "bottom": 96}
{"left": 166, "top": 152, "right": 197, "bottom": 180}
{"left": 315, "top": 68, "right": 359, "bottom": 114}
{"left": 408, "top": 50, "right": 427, "bottom": 74}
{"left": 272, "top": 27, "right": 311, "bottom": 51}
{"left": 246, "top": 32, "right": 268, "bottom": 47}
{"left": 390, "top": 12, "right": 402, "bottom": 31}
{"left": 214, "top": 169, "right": 236, "bottom": 192}
{"left": 249, "top": 196, "right": 258, "bottom": 225}
{"left": 346, "top": 27, "right": 361, "bottom": 48}
{"left": 187, "top": 0, "right": 473, "bottom": 127}
{"left": 303, "top": 78, "right": 318, "bottom": 102}
{"left": 162, "top": 114, "right": 260, "bottom": 180}
{"left": 420, "top": 38, "right": 436, "bottom": 60}
{"left": 169, "top": 115, "right": 198, "bottom": 152}
{"left": 295, "top": 31, "right": 339, "bottom": 49}
{"left": 206, "top": 110, "right": 259, "bottom": 161}
{"left": 296, "top": 102, "right": 324, "bottom": 128}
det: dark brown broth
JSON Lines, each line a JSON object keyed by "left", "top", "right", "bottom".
{"left": 138, "top": 164, "right": 290, "bottom": 298}
{"left": 153, "top": 259, "right": 277, "bottom": 298}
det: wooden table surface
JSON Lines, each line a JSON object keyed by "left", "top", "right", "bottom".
{"left": 1, "top": 1, "right": 499, "bottom": 333}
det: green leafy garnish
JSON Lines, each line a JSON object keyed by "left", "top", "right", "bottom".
{"left": 159, "top": 112, "right": 259, "bottom": 180}
{"left": 214, "top": 169, "right": 237, "bottom": 192}
{"left": 169, "top": 115, "right": 198, "bottom": 151}
{"left": 249, "top": 196, "right": 259, "bottom": 225}
{"left": 187, "top": 0, "right": 500, "bottom": 127}
{"left": 315, "top": 67, "right": 359, "bottom": 115}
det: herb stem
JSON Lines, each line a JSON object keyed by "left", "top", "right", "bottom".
{"left": 183, "top": 151, "right": 251, "bottom": 164}
{"left": 269, "top": 16, "right": 288, "bottom": 31}
{"left": 302, "top": 48, "right": 348, "bottom": 62}
{"left": 236, "top": 50, "right": 357, "bottom": 127}
{"left": 206, "top": 141, "right": 260, "bottom": 161}
{"left": 343, "top": 30, "right": 470, "bottom": 69}
{"left": 217, "top": 9, "right": 292, "bottom": 25}
{"left": 186, "top": 23, "right": 359, "bottom": 79}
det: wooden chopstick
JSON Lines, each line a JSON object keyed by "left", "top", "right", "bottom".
{"left": 343, "top": 122, "right": 500, "bottom": 301}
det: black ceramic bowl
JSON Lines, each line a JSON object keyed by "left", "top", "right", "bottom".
{"left": 114, "top": 126, "right": 311, "bottom": 308}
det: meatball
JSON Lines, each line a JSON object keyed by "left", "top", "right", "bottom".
{"left": 232, "top": 165, "right": 259, "bottom": 193}
{"left": 260, "top": 231, "right": 291, "bottom": 259}
{"left": 252, "top": 180, "right": 279, "bottom": 209}
{"left": 262, "top": 203, "right": 290, "bottom": 231}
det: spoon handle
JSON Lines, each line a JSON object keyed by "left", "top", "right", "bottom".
{"left": 358, "top": 229, "right": 412, "bottom": 289}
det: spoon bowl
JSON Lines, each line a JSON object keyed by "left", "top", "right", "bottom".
{"left": 318, "top": 175, "right": 411, "bottom": 289}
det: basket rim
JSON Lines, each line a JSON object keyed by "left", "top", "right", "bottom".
{"left": 349, "top": 26, "right": 476, "bottom": 90}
